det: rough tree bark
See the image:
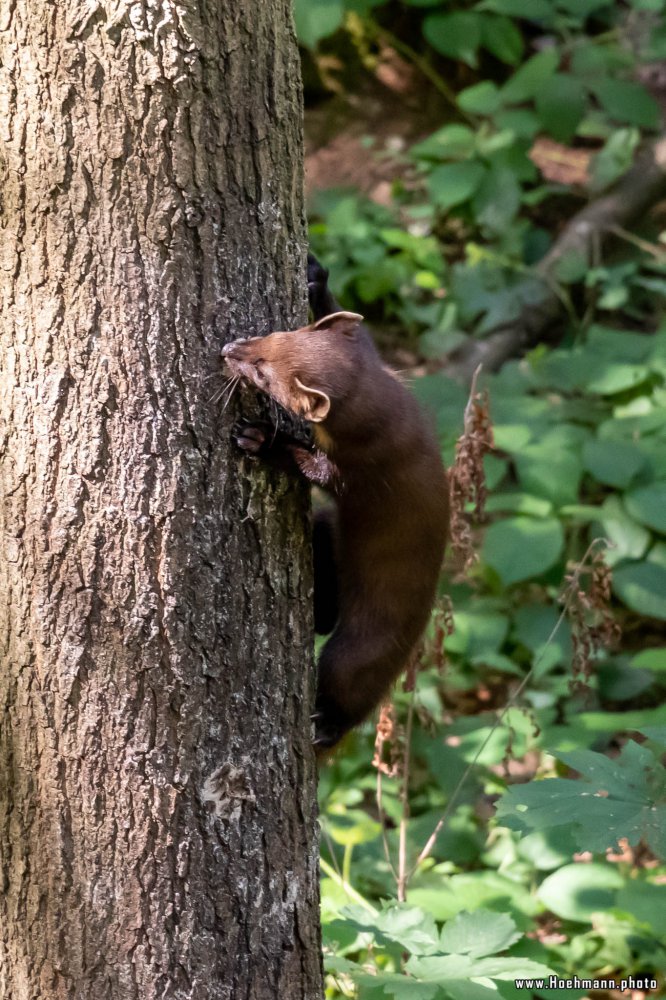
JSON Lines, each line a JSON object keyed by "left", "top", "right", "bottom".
{"left": 0, "top": 3, "right": 322, "bottom": 999}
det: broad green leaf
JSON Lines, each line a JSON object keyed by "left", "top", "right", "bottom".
{"left": 593, "top": 495, "right": 651, "bottom": 566}
{"left": 428, "top": 162, "right": 486, "bottom": 210}
{"left": 457, "top": 82, "right": 502, "bottom": 115}
{"left": 512, "top": 604, "right": 572, "bottom": 670}
{"left": 445, "top": 611, "right": 510, "bottom": 658}
{"left": 613, "top": 561, "right": 666, "bottom": 620}
{"left": 554, "top": 250, "right": 589, "bottom": 284}
{"left": 412, "top": 125, "right": 477, "bottom": 162}
{"left": 482, "top": 517, "right": 564, "bottom": 585}
{"left": 514, "top": 446, "right": 582, "bottom": 507}
{"left": 338, "top": 904, "right": 441, "bottom": 955}
{"left": 493, "top": 108, "right": 541, "bottom": 139}
{"left": 408, "top": 869, "right": 540, "bottom": 921}
{"left": 485, "top": 493, "right": 553, "bottom": 517}
{"left": 537, "top": 863, "right": 625, "bottom": 922}
{"left": 501, "top": 49, "right": 559, "bottom": 104}
{"left": 535, "top": 74, "right": 586, "bottom": 142}
{"left": 423, "top": 12, "right": 482, "bottom": 66}
{"left": 614, "top": 881, "right": 666, "bottom": 937}
{"left": 480, "top": 14, "right": 524, "bottom": 66}
{"left": 582, "top": 438, "right": 646, "bottom": 488}
{"left": 590, "top": 128, "right": 640, "bottom": 191}
{"left": 586, "top": 363, "right": 652, "bottom": 395}
{"left": 516, "top": 828, "right": 580, "bottom": 871}
{"left": 590, "top": 78, "right": 660, "bottom": 129}
{"left": 293, "top": 0, "right": 343, "bottom": 48}
{"left": 325, "top": 809, "right": 382, "bottom": 847}
{"left": 557, "top": 0, "right": 613, "bottom": 12}
{"left": 631, "top": 648, "right": 666, "bottom": 672}
{"left": 479, "top": 0, "right": 553, "bottom": 19}
{"left": 439, "top": 910, "right": 521, "bottom": 958}
{"left": 472, "top": 166, "right": 522, "bottom": 232}
{"left": 624, "top": 481, "right": 666, "bottom": 534}
{"left": 407, "top": 954, "right": 553, "bottom": 982}
{"left": 498, "top": 741, "right": 666, "bottom": 859}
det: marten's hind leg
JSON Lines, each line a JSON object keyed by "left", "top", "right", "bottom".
{"left": 313, "top": 625, "right": 410, "bottom": 750}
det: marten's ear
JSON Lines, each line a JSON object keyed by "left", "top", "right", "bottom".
{"left": 312, "top": 311, "right": 363, "bottom": 337}
{"left": 294, "top": 377, "right": 331, "bottom": 422}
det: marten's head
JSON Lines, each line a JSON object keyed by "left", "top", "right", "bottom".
{"left": 222, "top": 312, "right": 365, "bottom": 423}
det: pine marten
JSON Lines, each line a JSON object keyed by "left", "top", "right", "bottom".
{"left": 222, "top": 255, "right": 449, "bottom": 751}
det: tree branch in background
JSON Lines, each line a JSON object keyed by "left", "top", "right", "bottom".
{"left": 445, "top": 135, "right": 666, "bottom": 383}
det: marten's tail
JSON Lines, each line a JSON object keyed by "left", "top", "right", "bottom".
{"left": 313, "top": 624, "right": 416, "bottom": 751}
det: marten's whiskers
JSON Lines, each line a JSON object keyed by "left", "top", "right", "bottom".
{"left": 210, "top": 375, "right": 240, "bottom": 407}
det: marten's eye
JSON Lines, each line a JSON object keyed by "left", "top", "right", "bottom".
{"left": 254, "top": 360, "right": 267, "bottom": 383}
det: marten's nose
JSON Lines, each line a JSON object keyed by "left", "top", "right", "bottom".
{"left": 222, "top": 338, "right": 248, "bottom": 357}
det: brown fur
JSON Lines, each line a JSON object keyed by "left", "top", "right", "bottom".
{"left": 223, "top": 311, "right": 449, "bottom": 750}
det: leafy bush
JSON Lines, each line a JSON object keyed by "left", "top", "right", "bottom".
{"left": 304, "top": 2, "right": 666, "bottom": 997}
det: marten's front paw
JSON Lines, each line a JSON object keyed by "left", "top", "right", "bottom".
{"left": 233, "top": 421, "right": 272, "bottom": 455}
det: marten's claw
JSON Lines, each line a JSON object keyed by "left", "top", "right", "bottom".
{"left": 313, "top": 720, "right": 344, "bottom": 753}
{"left": 233, "top": 421, "right": 267, "bottom": 455}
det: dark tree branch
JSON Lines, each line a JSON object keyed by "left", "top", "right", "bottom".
{"left": 444, "top": 136, "right": 666, "bottom": 383}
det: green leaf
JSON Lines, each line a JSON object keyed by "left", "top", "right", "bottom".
{"left": 338, "top": 904, "right": 441, "bottom": 955}
{"left": 589, "top": 128, "right": 640, "bottom": 191}
{"left": 615, "top": 881, "right": 666, "bottom": 937}
{"left": 412, "top": 125, "right": 477, "bottom": 162}
{"left": 514, "top": 444, "right": 583, "bottom": 507}
{"left": 512, "top": 604, "right": 572, "bottom": 671}
{"left": 554, "top": 250, "right": 589, "bottom": 284}
{"left": 557, "top": 0, "right": 614, "bottom": 12}
{"left": 485, "top": 493, "right": 553, "bottom": 517}
{"left": 408, "top": 869, "right": 541, "bottom": 922}
{"left": 613, "top": 561, "right": 666, "bottom": 620}
{"left": 445, "top": 610, "right": 510, "bottom": 659}
{"left": 593, "top": 495, "right": 651, "bottom": 567}
{"left": 590, "top": 78, "right": 660, "bottom": 129}
{"left": 324, "top": 809, "right": 382, "bottom": 847}
{"left": 479, "top": 0, "right": 553, "bottom": 19}
{"left": 482, "top": 517, "right": 564, "bottom": 585}
{"left": 472, "top": 166, "right": 522, "bottom": 233}
{"left": 457, "top": 81, "right": 502, "bottom": 115}
{"left": 537, "top": 863, "right": 625, "bottom": 922}
{"left": 582, "top": 438, "right": 646, "bottom": 488}
{"left": 407, "top": 954, "right": 554, "bottom": 982}
{"left": 423, "top": 12, "right": 482, "bottom": 66}
{"left": 624, "top": 481, "right": 666, "bottom": 534}
{"left": 501, "top": 49, "right": 559, "bottom": 104}
{"left": 631, "top": 648, "right": 666, "bottom": 672}
{"left": 498, "top": 741, "right": 666, "bottom": 860}
{"left": 535, "top": 74, "right": 586, "bottom": 142}
{"left": 480, "top": 14, "right": 524, "bottom": 66}
{"left": 293, "top": 0, "right": 344, "bottom": 48}
{"left": 439, "top": 910, "right": 522, "bottom": 958}
{"left": 428, "top": 162, "right": 486, "bottom": 209}
{"left": 586, "top": 363, "right": 652, "bottom": 395}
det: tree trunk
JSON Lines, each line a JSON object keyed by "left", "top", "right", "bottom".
{"left": 0, "top": 3, "right": 322, "bottom": 999}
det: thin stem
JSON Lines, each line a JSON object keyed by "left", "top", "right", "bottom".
{"left": 610, "top": 224, "right": 666, "bottom": 262}
{"left": 408, "top": 539, "right": 609, "bottom": 878}
{"left": 376, "top": 765, "right": 399, "bottom": 880}
{"left": 342, "top": 842, "right": 353, "bottom": 888}
{"left": 397, "top": 697, "right": 415, "bottom": 902}
{"left": 319, "top": 857, "right": 379, "bottom": 915}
